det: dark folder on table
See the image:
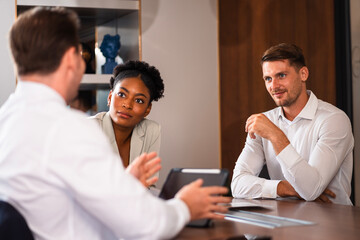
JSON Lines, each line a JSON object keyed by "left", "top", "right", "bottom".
{"left": 159, "top": 168, "right": 229, "bottom": 227}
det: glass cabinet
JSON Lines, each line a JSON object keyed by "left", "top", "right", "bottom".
{"left": 17, "top": 0, "right": 140, "bottom": 114}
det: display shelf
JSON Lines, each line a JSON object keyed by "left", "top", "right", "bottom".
{"left": 16, "top": 0, "right": 140, "bottom": 86}
{"left": 16, "top": 0, "right": 140, "bottom": 113}
{"left": 81, "top": 74, "right": 112, "bottom": 86}
{"left": 17, "top": 0, "right": 139, "bottom": 10}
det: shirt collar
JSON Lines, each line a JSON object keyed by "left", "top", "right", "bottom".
{"left": 16, "top": 80, "right": 66, "bottom": 106}
{"left": 103, "top": 112, "right": 117, "bottom": 144}
{"left": 278, "top": 90, "right": 318, "bottom": 121}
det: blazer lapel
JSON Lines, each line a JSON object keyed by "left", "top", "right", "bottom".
{"left": 129, "top": 122, "right": 145, "bottom": 163}
{"left": 103, "top": 112, "right": 120, "bottom": 157}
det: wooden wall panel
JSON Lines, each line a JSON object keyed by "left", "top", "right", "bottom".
{"left": 219, "top": 0, "right": 336, "bottom": 177}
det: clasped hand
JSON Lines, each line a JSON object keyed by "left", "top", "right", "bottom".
{"left": 245, "top": 113, "right": 280, "bottom": 140}
{"left": 277, "top": 180, "right": 336, "bottom": 203}
{"left": 246, "top": 113, "right": 290, "bottom": 155}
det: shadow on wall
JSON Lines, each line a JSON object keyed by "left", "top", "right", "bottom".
{"left": 141, "top": 0, "right": 217, "bottom": 34}
{"left": 141, "top": 0, "right": 159, "bottom": 34}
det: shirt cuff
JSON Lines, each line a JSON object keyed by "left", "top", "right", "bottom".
{"left": 262, "top": 179, "right": 281, "bottom": 198}
{"left": 276, "top": 144, "right": 301, "bottom": 170}
{"left": 169, "top": 198, "right": 191, "bottom": 224}
{"left": 157, "top": 198, "right": 191, "bottom": 239}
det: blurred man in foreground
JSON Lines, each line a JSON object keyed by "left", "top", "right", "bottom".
{"left": 0, "top": 7, "right": 230, "bottom": 239}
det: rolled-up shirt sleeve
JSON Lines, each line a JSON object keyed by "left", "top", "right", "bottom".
{"left": 231, "top": 134, "right": 281, "bottom": 199}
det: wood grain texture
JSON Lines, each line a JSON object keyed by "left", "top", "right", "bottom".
{"left": 175, "top": 199, "right": 360, "bottom": 240}
{"left": 219, "top": 0, "right": 336, "bottom": 178}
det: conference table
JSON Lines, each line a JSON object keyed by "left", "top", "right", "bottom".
{"left": 174, "top": 198, "right": 360, "bottom": 240}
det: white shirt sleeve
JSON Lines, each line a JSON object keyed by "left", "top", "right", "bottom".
{"left": 231, "top": 134, "right": 281, "bottom": 199}
{"left": 46, "top": 116, "right": 190, "bottom": 239}
{"left": 276, "top": 112, "right": 354, "bottom": 201}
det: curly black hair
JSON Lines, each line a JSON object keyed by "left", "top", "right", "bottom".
{"left": 109, "top": 60, "right": 165, "bottom": 102}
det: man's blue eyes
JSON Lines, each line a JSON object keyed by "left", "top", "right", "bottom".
{"left": 264, "top": 74, "right": 286, "bottom": 82}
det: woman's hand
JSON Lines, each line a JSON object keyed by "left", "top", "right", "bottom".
{"left": 126, "top": 152, "right": 161, "bottom": 188}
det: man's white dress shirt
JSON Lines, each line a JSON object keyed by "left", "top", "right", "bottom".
{"left": 231, "top": 91, "right": 354, "bottom": 205}
{"left": 0, "top": 81, "right": 190, "bottom": 240}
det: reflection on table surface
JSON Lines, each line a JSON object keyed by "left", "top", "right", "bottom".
{"left": 174, "top": 198, "right": 360, "bottom": 240}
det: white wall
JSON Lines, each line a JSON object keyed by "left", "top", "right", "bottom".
{"left": 141, "top": 0, "right": 220, "bottom": 187}
{"left": 0, "top": 1, "right": 16, "bottom": 106}
{"left": 350, "top": 0, "right": 360, "bottom": 206}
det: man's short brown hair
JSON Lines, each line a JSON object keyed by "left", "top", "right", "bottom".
{"left": 9, "top": 7, "right": 80, "bottom": 76}
{"left": 261, "top": 43, "right": 306, "bottom": 70}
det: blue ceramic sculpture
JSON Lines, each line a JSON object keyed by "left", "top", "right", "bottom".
{"left": 100, "top": 34, "right": 121, "bottom": 74}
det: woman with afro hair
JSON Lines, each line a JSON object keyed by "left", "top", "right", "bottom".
{"left": 91, "top": 60, "right": 164, "bottom": 169}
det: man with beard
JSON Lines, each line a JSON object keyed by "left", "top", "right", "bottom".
{"left": 231, "top": 43, "right": 354, "bottom": 205}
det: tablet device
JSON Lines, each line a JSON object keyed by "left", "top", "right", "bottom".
{"left": 159, "top": 168, "right": 229, "bottom": 227}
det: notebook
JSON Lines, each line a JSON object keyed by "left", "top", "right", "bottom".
{"left": 159, "top": 168, "right": 229, "bottom": 227}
